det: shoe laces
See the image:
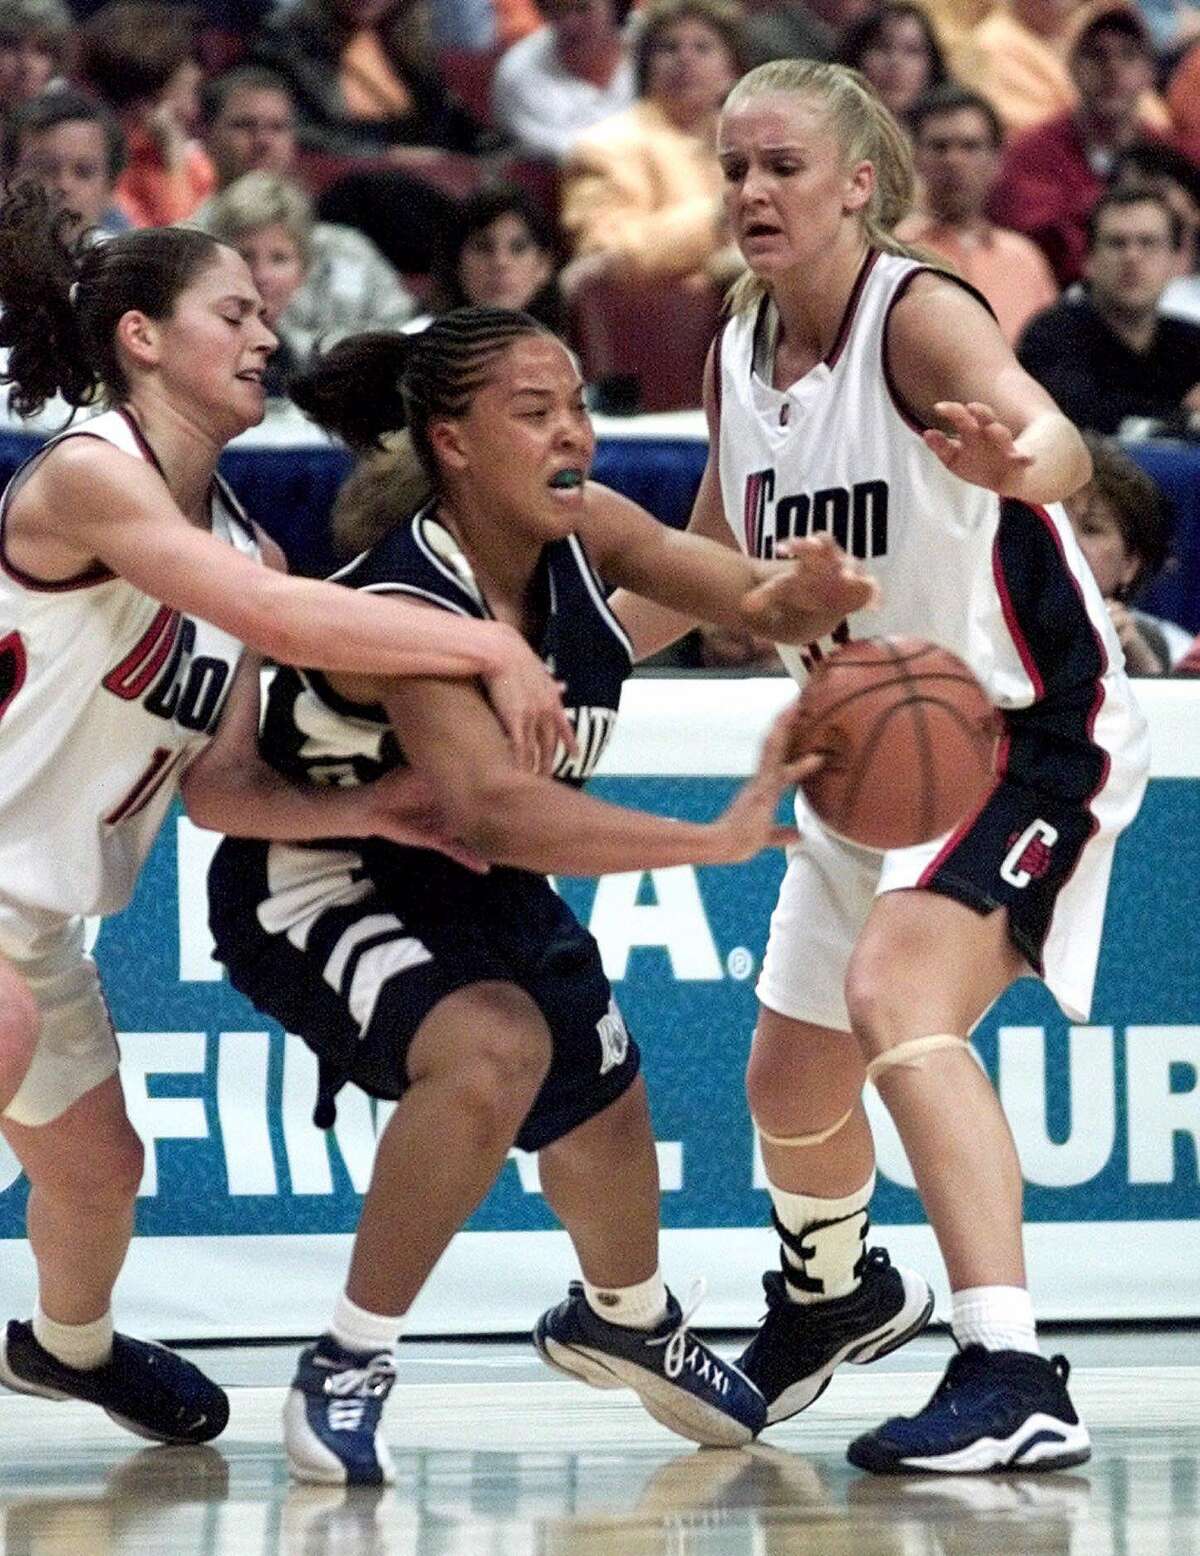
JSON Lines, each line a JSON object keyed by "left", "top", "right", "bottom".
{"left": 318, "top": 1353, "right": 397, "bottom": 1432}
{"left": 646, "top": 1279, "right": 713, "bottom": 1382}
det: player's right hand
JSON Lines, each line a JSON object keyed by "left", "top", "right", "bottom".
{"left": 741, "top": 533, "right": 880, "bottom": 644}
{"left": 709, "top": 699, "right": 818, "bottom": 862}
{"left": 482, "top": 625, "right": 578, "bottom": 774}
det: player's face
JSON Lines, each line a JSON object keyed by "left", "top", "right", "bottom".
{"left": 447, "top": 333, "right": 595, "bottom": 539}
{"left": 718, "top": 93, "right": 872, "bottom": 278}
{"left": 146, "top": 247, "right": 278, "bottom": 438}
{"left": 1064, "top": 486, "right": 1138, "bottom": 599}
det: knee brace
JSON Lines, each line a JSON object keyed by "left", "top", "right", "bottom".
{"left": 754, "top": 1103, "right": 854, "bottom": 1149}
{"left": 865, "top": 1033, "right": 968, "bottom": 1087}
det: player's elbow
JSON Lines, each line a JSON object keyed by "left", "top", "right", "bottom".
{"left": 448, "top": 768, "right": 540, "bottom": 857}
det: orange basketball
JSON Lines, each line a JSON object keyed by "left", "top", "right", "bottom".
{"left": 797, "top": 637, "right": 997, "bottom": 850}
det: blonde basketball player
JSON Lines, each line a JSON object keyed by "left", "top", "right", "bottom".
{"left": 617, "top": 60, "right": 1149, "bottom": 1473}
{"left": 0, "top": 181, "right": 586, "bottom": 1446}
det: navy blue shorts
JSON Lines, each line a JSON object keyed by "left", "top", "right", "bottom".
{"left": 208, "top": 840, "right": 640, "bottom": 1151}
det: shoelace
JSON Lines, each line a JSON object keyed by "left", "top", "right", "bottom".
{"left": 646, "top": 1279, "right": 719, "bottom": 1384}
{"left": 319, "top": 1354, "right": 397, "bottom": 1432}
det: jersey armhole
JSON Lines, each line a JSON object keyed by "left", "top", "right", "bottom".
{"left": 881, "top": 267, "right": 998, "bottom": 435}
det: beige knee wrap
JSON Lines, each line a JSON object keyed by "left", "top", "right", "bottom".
{"left": 865, "top": 1033, "right": 967, "bottom": 1087}
{"left": 754, "top": 1104, "right": 854, "bottom": 1149}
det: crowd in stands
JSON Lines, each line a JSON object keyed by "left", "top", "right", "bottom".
{"left": 0, "top": 0, "right": 1198, "bottom": 667}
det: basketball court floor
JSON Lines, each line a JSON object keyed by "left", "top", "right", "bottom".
{"left": 1, "top": 1324, "right": 1198, "bottom": 1554}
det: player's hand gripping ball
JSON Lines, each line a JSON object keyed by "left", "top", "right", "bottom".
{"left": 796, "top": 637, "right": 998, "bottom": 850}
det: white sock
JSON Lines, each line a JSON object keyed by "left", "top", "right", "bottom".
{"left": 583, "top": 1270, "right": 669, "bottom": 1330}
{"left": 33, "top": 1303, "right": 113, "bottom": 1370}
{"left": 770, "top": 1174, "right": 875, "bottom": 1304}
{"left": 329, "top": 1292, "right": 407, "bottom": 1357}
{"left": 951, "top": 1285, "right": 1040, "bottom": 1355}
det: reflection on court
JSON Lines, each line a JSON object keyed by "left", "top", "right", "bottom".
{"left": 1, "top": 1360, "right": 1198, "bottom": 1554}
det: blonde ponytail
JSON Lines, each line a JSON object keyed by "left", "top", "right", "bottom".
{"left": 722, "top": 60, "right": 934, "bottom": 317}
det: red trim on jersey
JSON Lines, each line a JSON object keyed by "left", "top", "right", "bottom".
{"left": 0, "top": 631, "right": 27, "bottom": 723}
{"left": 824, "top": 249, "right": 881, "bottom": 369}
{"left": 102, "top": 604, "right": 182, "bottom": 700}
{"left": 881, "top": 266, "right": 998, "bottom": 435}
{"left": 103, "top": 745, "right": 185, "bottom": 825}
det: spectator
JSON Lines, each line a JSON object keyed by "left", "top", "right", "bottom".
{"left": 739, "top": 0, "right": 837, "bottom": 70}
{"left": 193, "top": 68, "right": 417, "bottom": 350}
{"left": 1110, "top": 141, "right": 1200, "bottom": 322}
{"left": 491, "top": 0, "right": 635, "bottom": 162}
{"left": 1017, "top": 185, "right": 1200, "bottom": 432}
{"left": 836, "top": 2, "right": 950, "bottom": 130}
{"left": 251, "top": 0, "right": 493, "bottom": 157}
{"left": 204, "top": 171, "right": 312, "bottom": 397}
{"left": 897, "top": 83, "right": 1059, "bottom": 343}
{"left": 428, "top": 184, "right": 565, "bottom": 329}
{"left": 953, "top": 0, "right": 1083, "bottom": 138}
{"left": 560, "top": 0, "right": 745, "bottom": 285}
{"left": 78, "top": 1, "right": 216, "bottom": 227}
{"left": 1, "top": 88, "right": 129, "bottom": 242}
{"left": 1064, "top": 433, "right": 1190, "bottom": 673}
{"left": 989, "top": 0, "right": 1178, "bottom": 285}
{"left": 0, "top": 0, "right": 70, "bottom": 109}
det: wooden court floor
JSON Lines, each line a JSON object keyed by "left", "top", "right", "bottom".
{"left": 0, "top": 1330, "right": 1197, "bottom": 1554}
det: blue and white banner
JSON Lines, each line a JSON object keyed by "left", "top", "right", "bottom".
{"left": 2, "top": 679, "right": 1197, "bottom": 1337}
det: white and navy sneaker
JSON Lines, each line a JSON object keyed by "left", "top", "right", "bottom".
{"left": 533, "top": 1281, "right": 767, "bottom": 1447}
{"left": 737, "top": 1248, "right": 934, "bottom": 1424}
{"left": 0, "top": 1320, "right": 229, "bottom": 1443}
{"left": 284, "top": 1335, "right": 398, "bottom": 1485}
{"left": 847, "top": 1345, "right": 1092, "bottom": 1474}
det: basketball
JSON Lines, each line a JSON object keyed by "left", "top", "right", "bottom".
{"left": 796, "top": 637, "right": 997, "bottom": 850}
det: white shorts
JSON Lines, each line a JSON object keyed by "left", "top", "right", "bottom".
{"left": 0, "top": 906, "right": 118, "bottom": 1128}
{"left": 758, "top": 719, "right": 1147, "bottom": 1034}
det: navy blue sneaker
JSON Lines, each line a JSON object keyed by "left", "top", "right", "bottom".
{"left": 847, "top": 1345, "right": 1092, "bottom": 1474}
{"left": 0, "top": 1320, "right": 229, "bottom": 1443}
{"left": 284, "top": 1335, "right": 398, "bottom": 1485}
{"left": 533, "top": 1281, "right": 766, "bottom": 1447}
{"left": 738, "top": 1248, "right": 934, "bottom": 1424}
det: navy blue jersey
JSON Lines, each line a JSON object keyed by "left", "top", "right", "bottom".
{"left": 259, "top": 504, "right": 634, "bottom": 794}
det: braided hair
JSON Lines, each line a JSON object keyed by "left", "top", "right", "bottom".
{"left": 290, "top": 307, "right": 555, "bottom": 555}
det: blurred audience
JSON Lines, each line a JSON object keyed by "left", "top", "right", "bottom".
{"left": 78, "top": 1, "right": 216, "bottom": 226}
{"left": 0, "top": 0, "right": 69, "bottom": 108}
{"left": 836, "top": 2, "right": 949, "bottom": 129}
{"left": 425, "top": 183, "right": 564, "bottom": 328}
{"left": 1018, "top": 185, "right": 1200, "bottom": 432}
{"left": 740, "top": 0, "right": 835, "bottom": 69}
{"left": 195, "top": 65, "right": 418, "bottom": 334}
{"left": 252, "top": 0, "right": 495, "bottom": 157}
{"left": 1168, "top": 42, "right": 1200, "bottom": 164}
{"left": 491, "top": 0, "right": 635, "bottom": 162}
{"left": 989, "top": 0, "right": 1177, "bottom": 284}
{"left": 954, "top": 0, "right": 1083, "bottom": 138}
{"left": 898, "top": 84, "right": 1058, "bottom": 342}
{"left": 560, "top": 0, "right": 744, "bottom": 287}
{"left": 204, "top": 171, "right": 313, "bottom": 396}
{"left": 1, "top": 88, "right": 128, "bottom": 241}
{"left": 1064, "top": 433, "right": 1189, "bottom": 673}
{"left": 1109, "top": 141, "right": 1200, "bottom": 321}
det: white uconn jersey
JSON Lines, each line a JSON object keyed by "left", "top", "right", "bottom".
{"left": 717, "top": 251, "right": 1137, "bottom": 723}
{"left": 0, "top": 408, "right": 256, "bottom": 923}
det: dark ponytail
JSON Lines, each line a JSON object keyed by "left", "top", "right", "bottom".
{"left": 289, "top": 330, "right": 412, "bottom": 453}
{"left": 0, "top": 181, "right": 225, "bottom": 419}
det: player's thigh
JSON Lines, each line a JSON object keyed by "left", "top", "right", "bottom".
{"left": 405, "top": 979, "right": 552, "bottom": 1108}
{"left": 846, "top": 888, "right": 1025, "bottom": 1048}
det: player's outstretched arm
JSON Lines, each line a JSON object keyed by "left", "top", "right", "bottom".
{"left": 28, "top": 442, "right": 572, "bottom": 774}
{"left": 180, "top": 653, "right": 487, "bottom": 868}
{"left": 888, "top": 274, "right": 1092, "bottom": 505}
{"left": 373, "top": 671, "right": 811, "bottom": 875}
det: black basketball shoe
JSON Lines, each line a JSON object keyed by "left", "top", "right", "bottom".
{"left": 847, "top": 1345, "right": 1091, "bottom": 1474}
{"left": 0, "top": 1320, "right": 229, "bottom": 1443}
{"left": 533, "top": 1281, "right": 767, "bottom": 1447}
{"left": 737, "top": 1247, "right": 935, "bottom": 1424}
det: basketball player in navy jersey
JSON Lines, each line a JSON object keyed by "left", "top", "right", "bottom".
{"left": 0, "top": 183, "right": 598, "bottom": 1449}
{"left": 616, "top": 60, "right": 1149, "bottom": 1473}
{"left": 196, "top": 307, "right": 879, "bottom": 1485}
